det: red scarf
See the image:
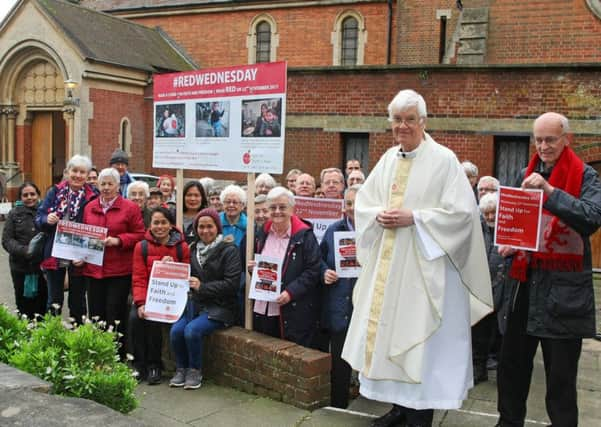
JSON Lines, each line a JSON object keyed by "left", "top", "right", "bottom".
{"left": 509, "top": 146, "right": 584, "bottom": 281}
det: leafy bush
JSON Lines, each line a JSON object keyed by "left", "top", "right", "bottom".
{"left": 0, "top": 306, "right": 138, "bottom": 413}
{"left": 0, "top": 306, "right": 30, "bottom": 363}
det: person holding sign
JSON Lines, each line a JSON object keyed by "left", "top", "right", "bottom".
{"left": 36, "top": 154, "right": 97, "bottom": 320}
{"left": 249, "top": 187, "right": 322, "bottom": 348}
{"left": 318, "top": 184, "right": 361, "bottom": 409}
{"left": 130, "top": 207, "right": 189, "bottom": 385}
{"left": 342, "top": 90, "right": 492, "bottom": 427}
{"left": 169, "top": 208, "right": 241, "bottom": 390}
{"left": 495, "top": 113, "right": 601, "bottom": 427}
{"left": 82, "top": 168, "right": 145, "bottom": 359}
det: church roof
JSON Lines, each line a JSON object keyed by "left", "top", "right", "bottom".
{"left": 35, "top": 0, "right": 196, "bottom": 72}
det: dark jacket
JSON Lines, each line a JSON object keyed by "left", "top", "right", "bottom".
{"left": 132, "top": 227, "right": 190, "bottom": 307}
{"left": 480, "top": 215, "right": 510, "bottom": 313}
{"left": 189, "top": 236, "right": 241, "bottom": 326}
{"left": 319, "top": 218, "right": 356, "bottom": 333}
{"left": 35, "top": 181, "right": 97, "bottom": 270}
{"left": 254, "top": 215, "right": 321, "bottom": 347}
{"left": 499, "top": 164, "right": 601, "bottom": 338}
{"left": 2, "top": 203, "right": 41, "bottom": 273}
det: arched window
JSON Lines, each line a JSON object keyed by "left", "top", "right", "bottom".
{"left": 341, "top": 17, "right": 359, "bottom": 66}
{"left": 247, "top": 14, "right": 279, "bottom": 64}
{"left": 119, "top": 117, "right": 132, "bottom": 155}
{"left": 332, "top": 11, "right": 367, "bottom": 66}
{"left": 256, "top": 21, "right": 271, "bottom": 63}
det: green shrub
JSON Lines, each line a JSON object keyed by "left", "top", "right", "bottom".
{"left": 0, "top": 306, "right": 138, "bottom": 413}
{"left": 0, "top": 305, "right": 30, "bottom": 363}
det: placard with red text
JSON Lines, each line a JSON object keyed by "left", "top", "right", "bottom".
{"left": 144, "top": 261, "right": 190, "bottom": 323}
{"left": 494, "top": 186, "right": 543, "bottom": 251}
{"left": 51, "top": 220, "right": 107, "bottom": 266}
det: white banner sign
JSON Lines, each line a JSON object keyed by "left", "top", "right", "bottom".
{"left": 249, "top": 254, "right": 282, "bottom": 302}
{"left": 51, "top": 220, "right": 107, "bottom": 266}
{"left": 152, "top": 62, "right": 287, "bottom": 173}
{"left": 144, "top": 261, "right": 190, "bottom": 323}
{"left": 333, "top": 231, "right": 360, "bottom": 278}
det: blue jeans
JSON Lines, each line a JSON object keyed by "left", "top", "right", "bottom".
{"left": 170, "top": 302, "right": 225, "bottom": 370}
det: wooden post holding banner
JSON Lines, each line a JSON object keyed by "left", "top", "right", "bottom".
{"left": 175, "top": 169, "right": 184, "bottom": 231}
{"left": 244, "top": 173, "right": 256, "bottom": 330}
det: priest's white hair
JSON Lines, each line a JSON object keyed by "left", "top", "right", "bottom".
{"left": 387, "top": 89, "right": 427, "bottom": 119}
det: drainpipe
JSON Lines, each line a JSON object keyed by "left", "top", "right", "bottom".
{"left": 387, "top": 0, "right": 393, "bottom": 64}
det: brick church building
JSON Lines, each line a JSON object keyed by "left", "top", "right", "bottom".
{"left": 1, "top": 0, "right": 600, "bottom": 199}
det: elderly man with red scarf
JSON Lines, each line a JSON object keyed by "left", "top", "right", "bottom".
{"left": 495, "top": 112, "right": 601, "bottom": 427}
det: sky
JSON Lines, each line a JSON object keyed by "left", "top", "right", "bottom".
{"left": 0, "top": 0, "right": 19, "bottom": 22}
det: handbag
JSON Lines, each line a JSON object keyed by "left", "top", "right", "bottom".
{"left": 27, "top": 231, "right": 48, "bottom": 260}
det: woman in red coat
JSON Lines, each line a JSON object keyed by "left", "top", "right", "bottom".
{"left": 130, "top": 207, "right": 189, "bottom": 384}
{"left": 80, "top": 167, "right": 145, "bottom": 358}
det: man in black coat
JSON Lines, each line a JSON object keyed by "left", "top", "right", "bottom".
{"left": 495, "top": 112, "right": 601, "bottom": 427}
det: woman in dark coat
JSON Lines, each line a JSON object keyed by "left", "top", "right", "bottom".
{"left": 169, "top": 208, "right": 241, "bottom": 390}
{"left": 2, "top": 182, "right": 47, "bottom": 319}
{"left": 248, "top": 186, "right": 321, "bottom": 348}
{"left": 35, "top": 154, "right": 97, "bottom": 320}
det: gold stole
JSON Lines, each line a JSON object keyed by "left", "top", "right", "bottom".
{"left": 364, "top": 156, "right": 414, "bottom": 375}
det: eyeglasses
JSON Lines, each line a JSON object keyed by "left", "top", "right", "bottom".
{"left": 389, "top": 116, "right": 421, "bottom": 127}
{"left": 269, "top": 204, "right": 289, "bottom": 212}
{"left": 323, "top": 180, "right": 342, "bottom": 186}
{"left": 534, "top": 134, "right": 565, "bottom": 145}
{"left": 224, "top": 200, "right": 241, "bottom": 206}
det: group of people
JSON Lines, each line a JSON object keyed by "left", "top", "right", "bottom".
{"left": 3, "top": 88, "right": 599, "bottom": 427}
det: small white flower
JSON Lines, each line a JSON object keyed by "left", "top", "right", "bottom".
{"left": 45, "top": 367, "right": 52, "bottom": 375}
{"left": 132, "top": 370, "right": 140, "bottom": 378}
{"left": 91, "top": 316, "right": 100, "bottom": 322}
{"left": 51, "top": 303, "right": 60, "bottom": 310}
{"left": 113, "top": 320, "right": 121, "bottom": 326}
{"left": 126, "top": 353, "right": 135, "bottom": 361}
{"left": 68, "top": 317, "right": 76, "bottom": 323}
{"left": 87, "top": 349, "right": 97, "bottom": 354}
{"left": 63, "top": 374, "right": 75, "bottom": 380}
{"left": 107, "top": 325, "right": 114, "bottom": 333}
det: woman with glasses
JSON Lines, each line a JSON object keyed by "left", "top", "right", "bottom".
{"left": 219, "top": 184, "right": 247, "bottom": 247}
{"left": 247, "top": 186, "right": 321, "bottom": 348}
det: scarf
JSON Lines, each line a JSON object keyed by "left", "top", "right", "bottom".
{"left": 195, "top": 234, "right": 223, "bottom": 268}
{"left": 52, "top": 184, "right": 86, "bottom": 221}
{"left": 509, "top": 146, "right": 584, "bottom": 282}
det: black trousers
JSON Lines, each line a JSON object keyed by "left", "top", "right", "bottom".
{"left": 11, "top": 270, "right": 47, "bottom": 320}
{"left": 45, "top": 267, "right": 87, "bottom": 322}
{"left": 316, "top": 329, "right": 353, "bottom": 408}
{"left": 471, "top": 312, "right": 495, "bottom": 366}
{"left": 87, "top": 275, "right": 131, "bottom": 359}
{"left": 128, "top": 305, "right": 162, "bottom": 369}
{"left": 497, "top": 283, "right": 582, "bottom": 427}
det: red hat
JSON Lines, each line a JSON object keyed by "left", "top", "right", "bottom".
{"left": 194, "top": 208, "right": 222, "bottom": 236}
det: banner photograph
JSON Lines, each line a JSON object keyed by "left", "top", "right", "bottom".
{"left": 153, "top": 62, "right": 287, "bottom": 173}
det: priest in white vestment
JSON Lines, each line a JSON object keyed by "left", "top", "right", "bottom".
{"left": 342, "top": 89, "right": 493, "bottom": 427}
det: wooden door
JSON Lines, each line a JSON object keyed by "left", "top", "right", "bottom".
{"left": 32, "top": 112, "right": 54, "bottom": 192}
{"left": 343, "top": 133, "right": 369, "bottom": 172}
{"left": 494, "top": 136, "right": 530, "bottom": 186}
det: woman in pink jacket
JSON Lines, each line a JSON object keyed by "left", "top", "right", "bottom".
{"left": 81, "top": 167, "right": 145, "bottom": 358}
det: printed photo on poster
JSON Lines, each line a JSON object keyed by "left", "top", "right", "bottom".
{"left": 333, "top": 231, "right": 360, "bottom": 278}
{"left": 51, "top": 220, "right": 107, "bottom": 266}
{"left": 155, "top": 103, "right": 186, "bottom": 137}
{"left": 196, "top": 101, "right": 230, "bottom": 138}
{"left": 241, "top": 98, "right": 282, "bottom": 138}
{"left": 249, "top": 255, "right": 282, "bottom": 302}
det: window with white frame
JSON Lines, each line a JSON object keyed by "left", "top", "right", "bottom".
{"left": 247, "top": 14, "right": 279, "bottom": 64}
{"left": 332, "top": 11, "right": 366, "bottom": 66}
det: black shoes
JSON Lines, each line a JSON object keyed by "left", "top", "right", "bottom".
{"left": 147, "top": 367, "right": 162, "bottom": 385}
{"left": 371, "top": 405, "right": 406, "bottom": 427}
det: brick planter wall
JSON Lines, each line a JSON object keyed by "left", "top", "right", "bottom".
{"left": 202, "top": 327, "right": 331, "bottom": 410}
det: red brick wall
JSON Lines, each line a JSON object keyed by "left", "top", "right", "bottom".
{"left": 88, "top": 88, "right": 146, "bottom": 171}
{"left": 204, "top": 327, "right": 331, "bottom": 410}
{"left": 130, "top": 3, "right": 391, "bottom": 68}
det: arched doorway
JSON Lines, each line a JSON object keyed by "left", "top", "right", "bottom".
{"left": 0, "top": 50, "right": 69, "bottom": 194}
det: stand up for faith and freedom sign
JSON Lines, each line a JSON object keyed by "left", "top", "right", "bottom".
{"left": 153, "top": 62, "right": 287, "bottom": 329}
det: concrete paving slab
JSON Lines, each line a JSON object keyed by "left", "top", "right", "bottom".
{"left": 300, "top": 407, "right": 375, "bottom": 426}
{"left": 190, "top": 396, "right": 309, "bottom": 427}
{"left": 134, "top": 381, "right": 256, "bottom": 425}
